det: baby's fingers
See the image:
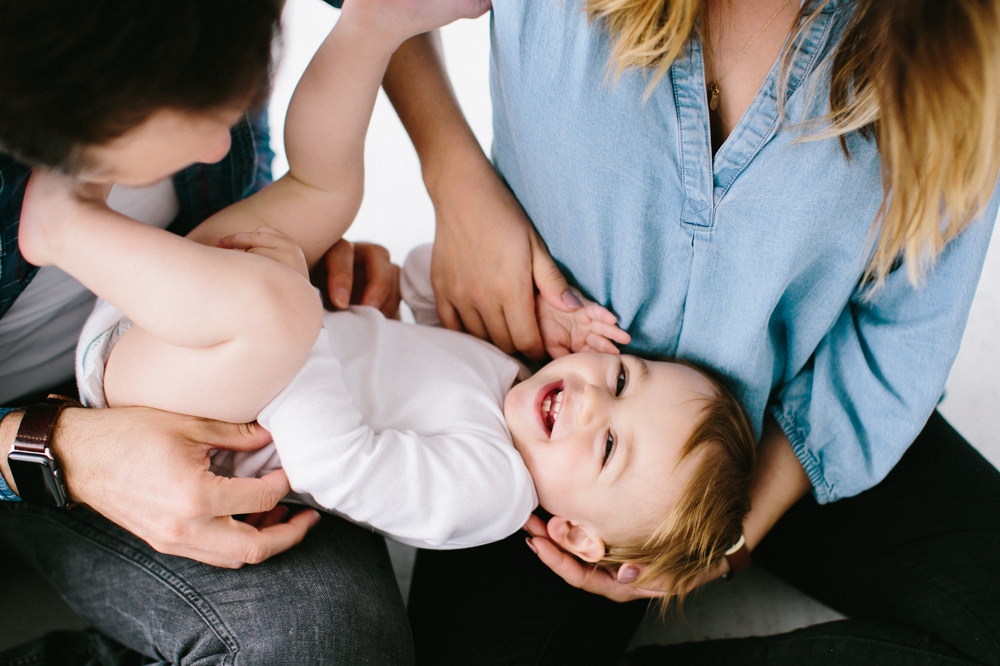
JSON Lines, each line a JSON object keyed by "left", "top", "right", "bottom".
{"left": 584, "top": 333, "right": 620, "bottom": 355}
{"left": 583, "top": 302, "right": 619, "bottom": 326}
{"left": 588, "top": 320, "right": 632, "bottom": 346}
{"left": 215, "top": 228, "right": 284, "bottom": 252}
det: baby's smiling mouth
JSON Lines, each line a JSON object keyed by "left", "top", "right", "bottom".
{"left": 540, "top": 384, "right": 565, "bottom": 437}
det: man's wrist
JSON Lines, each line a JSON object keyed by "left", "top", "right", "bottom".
{"left": 0, "top": 408, "right": 24, "bottom": 500}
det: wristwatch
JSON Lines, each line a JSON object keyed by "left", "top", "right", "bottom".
{"left": 7, "top": 395, "right": 80, "bottom": 507}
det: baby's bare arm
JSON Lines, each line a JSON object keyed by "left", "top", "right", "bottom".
{"left": 19, "top": 170, "right": 321, "bottom": 423}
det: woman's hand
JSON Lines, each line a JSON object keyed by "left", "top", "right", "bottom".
{"left": 523, "top": 515, "right": 666, "bottom": 602}
{"left": 429, "top": 152, "right": 580, "bottom": 360}
{"left": 315, "top": 239, "right": 401, "bottom": 318}
{"left": 523, "top": 515, "right": 730, "bottom": 602}
{"left": 18, "top": 406, "right": 321, "bottom": 568}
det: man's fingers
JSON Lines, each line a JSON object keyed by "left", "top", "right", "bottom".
{"left": 202, "top": 510, "right": 319, "bottom": 566}
{"left": 193, "top": 419, "right": 273, "bottom": 452}
{"left": 530, "top": 232, "right": 575, "bottom": 313}
{"left": 355, "top": 243, "right": 394, "bottom": 309}
{"left": 205, "top": 470, "right": 291, "bottom": 516}
{"left": 324, "top": 239, "right": 356, "bottom": 310}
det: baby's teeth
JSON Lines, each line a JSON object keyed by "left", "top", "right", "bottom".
{"left": 542, "top": 397, "right": 551, "bottom": 415}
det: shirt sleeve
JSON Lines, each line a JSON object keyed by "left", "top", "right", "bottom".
{"left": 257, "top": 333, "right": 537, "bottom": 550}
{"left": 0, "top": 407, "right": 22, "bottom": 501}
{"left": 771, "top": 210, "right": 997, "bottom": 504}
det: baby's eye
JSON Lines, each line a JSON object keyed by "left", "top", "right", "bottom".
{"left": 603, "top": 430, "right": 616, "bottom": 466}
{"left": 615, "top": 361, "right": 627, "bottom": 397}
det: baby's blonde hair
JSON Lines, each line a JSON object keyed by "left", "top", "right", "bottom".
{"left": 598, "top": 366, "right": 755, "bottom": 607}
{"left": 585, "top": 0, "right": 1000, "bottom": 286}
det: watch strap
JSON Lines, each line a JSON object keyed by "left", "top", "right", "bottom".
{"left": 13, "top": 400, "right": 67, "bottom": 454}
{"left": 10, "top": 396, "right": 81, "bottom": 507}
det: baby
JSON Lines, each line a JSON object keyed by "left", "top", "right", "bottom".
{"left": 19, "top": 0, "right": 754, "bottom": 593}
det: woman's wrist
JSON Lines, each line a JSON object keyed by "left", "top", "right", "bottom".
{"left": 741, "top": 417, "right": 813, "bottom": 552}
{"left": 422, "top": 135, "right": 495, "bottom": 208}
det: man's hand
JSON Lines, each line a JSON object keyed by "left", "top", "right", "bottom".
{"left": 48, "top": 406, "right": 320, "bottom": 568}
{"left": 315, "top": 239, "right": 401, "bottom": 318}
{"left": 537, "top": 290, "right": 631, "bottom": 359}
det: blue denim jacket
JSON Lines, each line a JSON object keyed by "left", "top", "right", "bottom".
{"left": 490, "top": 0, "right": 999, "bottom": 502}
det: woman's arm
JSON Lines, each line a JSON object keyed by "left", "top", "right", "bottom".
{"left": 382, "top": 32, "right": 579, "bottom": 360}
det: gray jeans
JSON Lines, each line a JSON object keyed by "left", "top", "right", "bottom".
{"left": 0, "top": 503, "right": 414, "bottom": 665}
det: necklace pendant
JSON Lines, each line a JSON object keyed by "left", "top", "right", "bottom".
{"left": 709, "top": 83, "right": 721, "bottom": 111}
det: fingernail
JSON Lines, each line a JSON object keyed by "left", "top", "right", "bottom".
{"left": 562, "top": 290, "right": 583, "bottom": 309}
{"left": 617, "top": 565, "right": 638, "bottom": 584}
{"left": 525, "top": 537, "right": 538, "bottom": 554}
{"left": 335, "top": 288, "right": 350, "bottom": 308}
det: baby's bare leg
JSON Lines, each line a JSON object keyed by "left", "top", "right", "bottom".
{"left": 23, "top": 175, "right": 322, "bottom": 422}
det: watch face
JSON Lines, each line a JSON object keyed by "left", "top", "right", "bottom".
{"left": 7, "top": 454, "right": 66, "bottom": 507}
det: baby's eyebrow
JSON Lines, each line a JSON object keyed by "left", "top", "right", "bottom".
{"left": 636, "top": 357, "right": 650, "bottom": 381}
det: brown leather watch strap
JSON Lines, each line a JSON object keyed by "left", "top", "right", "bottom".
{"left": 13, "top": 395, "right": 82, "bottom": 455}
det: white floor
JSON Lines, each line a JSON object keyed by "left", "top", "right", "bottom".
{"left": 3, "top": 0, "right": 998, "bottom": 654}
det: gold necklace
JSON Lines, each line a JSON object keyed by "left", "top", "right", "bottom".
{"left": 707, "top": 0, "right": 794, "bottom": 111}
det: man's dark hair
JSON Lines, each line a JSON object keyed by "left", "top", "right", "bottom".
{"left": 0, "top": 0, "right": 282, "bottom": 170}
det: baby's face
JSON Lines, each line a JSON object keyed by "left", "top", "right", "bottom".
{"left": 504, "top": 353, "right": 716, "bottom": 547}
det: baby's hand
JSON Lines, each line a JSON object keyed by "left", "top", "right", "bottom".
{"left": 537, "top": 290, "right": 631, "bottom": 359}
{"left": 341, "top": 0, "right": 492, "bottom": 47}
{"left": 19, "top": 169, "right": 113, "bottom": 266}
{"left": 216, "top": 227, "right": 310, "bottom": 280}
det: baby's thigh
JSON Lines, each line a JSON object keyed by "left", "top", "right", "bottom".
{"left": 104, "top": 325, "right": 286, "bottom": 424}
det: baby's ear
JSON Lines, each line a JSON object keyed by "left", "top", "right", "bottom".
{"left": 547, "top": 515, "right": 605, "bottom": 563}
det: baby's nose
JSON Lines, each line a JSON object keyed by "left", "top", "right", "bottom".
{"left": 576, "top": 383, "right": 606, "bottom": 427}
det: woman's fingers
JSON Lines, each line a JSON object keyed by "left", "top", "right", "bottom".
{"left": 530, "top": 230, "right": 577, "bottom": 314}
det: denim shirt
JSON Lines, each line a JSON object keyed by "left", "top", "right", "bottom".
{"left": 490, "top": 0, "right": 999, "bottom": 502}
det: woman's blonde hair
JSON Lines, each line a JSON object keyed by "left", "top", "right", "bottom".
{"left": 598, "top": 367, "right": 755, "bottom": 607}
{"left": 585, "top": 0, "right": 1000, "bottom": 284}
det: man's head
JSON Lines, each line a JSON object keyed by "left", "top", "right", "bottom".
{"left": 0, "top": 0, "right": 282, "bottom": 183}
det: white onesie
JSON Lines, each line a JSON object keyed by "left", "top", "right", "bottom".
{"left": 76, "top": 245, "right": 538, "bottom": 549}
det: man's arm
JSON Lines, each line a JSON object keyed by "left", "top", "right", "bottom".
{"left": 381, "top": 32, "right": 578, "bottom": 359}
{"left": 1, "top": 404, "right": 320, "bottom": 567}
